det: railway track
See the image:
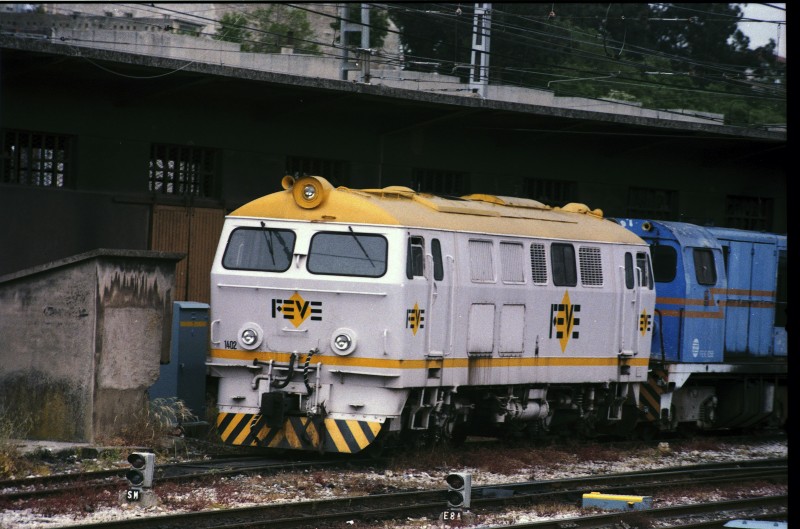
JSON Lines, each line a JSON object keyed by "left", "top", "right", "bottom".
{"left": 43, "top": 458, "right": 786, "bottom": 529}
{"left": 481, "top": 496, "right": 787, "bottom": 529}
{"left": 0, "top": 454, "right": 378, "bottom": 502}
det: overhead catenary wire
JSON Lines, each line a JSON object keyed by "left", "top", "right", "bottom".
{"left": 33, "top": 2, "right": 785, "bottom": 121}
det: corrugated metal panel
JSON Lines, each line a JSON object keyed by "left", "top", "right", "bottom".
{"left": 188, "top": 207, "right": 224, "bottom": 303}
{"left": 152, "top": 206, "right": 189, "bottom": 300}
{"left": 151, "top": 205, "right": 223, "bottom": 303}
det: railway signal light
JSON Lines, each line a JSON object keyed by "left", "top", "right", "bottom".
{"left": 126, "top": 452, "right": 155, "bottom": 489}
{"left": 445, "top": 472, "right": 471, "bottom": 510}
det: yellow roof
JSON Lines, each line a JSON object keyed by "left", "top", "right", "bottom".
{"left": 230, "top": 177, "right": 644, "bottom": 245}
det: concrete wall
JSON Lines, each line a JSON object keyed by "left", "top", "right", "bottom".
{"left": 44, "top": 26, "right": 722, "bottom": 126}
{"left": 0, "top": 249, "right": 183, "bottom": 442}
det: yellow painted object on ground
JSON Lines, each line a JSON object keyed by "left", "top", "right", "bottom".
{"left": 582, "top": 491, "right": 653, "bottom": 511}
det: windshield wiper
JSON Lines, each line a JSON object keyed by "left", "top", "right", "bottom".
{"left": 260, "top": 221, "right": 276, "bottom": 266}
{"left": 348, "top": 226, "right": 375, "bottom": 268}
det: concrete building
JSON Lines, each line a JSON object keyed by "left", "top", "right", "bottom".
{"left": 0, "top": 250, "right": 182, "bottom": 442}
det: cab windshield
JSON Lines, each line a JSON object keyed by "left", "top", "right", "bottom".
{"left": 307, "top": 231, "right": 387, "bottom": 277}
{"left": 222, "top": 227, "right": 295, "bottom": 272}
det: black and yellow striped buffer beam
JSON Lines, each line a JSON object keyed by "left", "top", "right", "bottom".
{"left": 640, "top": 367, "right": 669, "bottom": 423}
{"left": 216, "top": 412, "right": 383, "bottom": 453}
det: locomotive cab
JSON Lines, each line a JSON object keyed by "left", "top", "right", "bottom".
{"left": 618, "top": 219, "right": 787, "bottom": 434}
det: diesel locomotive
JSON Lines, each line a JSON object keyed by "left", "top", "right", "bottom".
{"left": 617, "top": 219, "right": 786, "bottom": 436}
{"left": 206, "top": 176, "right": 786, "bottom": 453}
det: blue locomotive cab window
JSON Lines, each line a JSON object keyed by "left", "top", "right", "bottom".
{"left": 407, "top": 236, "right": 424, "bottom": 279}
{"left": 693, "top": 248, "right": 717, "bottom": 286}
{"left": 308, "top": 231, "right": 387, "bottom": 277}
{"left": 651, "top": 245, "right": 677, "bottom": 283}
{"left": 222, "top": 226, "right": 295, "bottom": 272}
{"left": 551, "top": 243, "right": 577, "bottom": 287}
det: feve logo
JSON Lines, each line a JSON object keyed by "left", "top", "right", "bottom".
{"left": 639, "top": 310, "right": 652, "bottom": 336}
{"left": 550, "top": 291, "right": 580, "bottom": 353}
{"left": 406, "top": 303, "right": 425, "bottom": 336}
{"left": 272, "top": 292, "right": 322, "bottom": 328}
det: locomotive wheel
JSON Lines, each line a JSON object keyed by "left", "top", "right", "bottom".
{"left": 363, "top": 430, "right": 399, "bottom": 458}
{"left": 634, "top": 422, "right": 659, "bottom": 441}
{"left": 446, "top": 420, "right": 469, "bottom": 447}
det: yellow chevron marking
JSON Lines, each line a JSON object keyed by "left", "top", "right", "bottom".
{"left": 233, "top": 422, "right": 253, "bottom": 445}
{"left": 256, "top": 420, "right": 270, "bottom": 442}
{"left": 303, "top": 419, "right": 320, "bottom": 447}
{"left": 326, "top": 420, "right": 351, "bottom": 453}
{"left": 367, "top": 421, "right": 382, "bottom": 437}
{"left": 219, "top": 414, "right": 242, "bottom": 441}
{"left": 285, "top": 419, "right": 303, "bottom": 449}
{"left": 641, "top": 389, "right": 661, "bottom": 411}
{"left": 346, "top": 419, "right": 371, "bottom": 449}
{"left": 267, "top": 428, "right": 286, "bottom": 448}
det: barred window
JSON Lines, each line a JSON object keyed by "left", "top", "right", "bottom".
{"left": 286, "top": 156, "right": 349, "bottom": 186}
{"left": 523, "top": 178, "right": 577, "bottom": 206}
{"left": 627, "top": 187, "right": 678, "bottom": 220}
{"left": 2, "top": 129, "right": 72, "bottom": 187}
{"left": 529, "top": 243, "right": 548, "bottom": 285}
{"left": 725, "top": 195, "right": 773, "bottom": 231}
{"left": 578, "top": 246, "right": 603, "bottom": 286}
{"left": 412, "top": 168, "right": 468, "bottom": 196}
{"left": 149, "top": 144, "right": 216, "bottom": 196}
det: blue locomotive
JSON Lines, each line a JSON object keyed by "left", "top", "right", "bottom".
{"left": 617, "top": 219, "right": 787, "bottom": 434}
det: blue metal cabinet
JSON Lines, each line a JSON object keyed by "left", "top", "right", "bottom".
{"left": 149, "top": 301, "right": 209, "bottom": 422}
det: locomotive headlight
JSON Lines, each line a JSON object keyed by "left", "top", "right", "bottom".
{"left": 331, "top": 328, "right": 357, "bottom": 355}
{"left": 302, "top": 184, "right": 317, "bottom": 201}
{"left": 238, "top": 323, "right": 263, "bottom": 351}
{"left": 291, "top": 176, "right": 327, "bottom": 209}
{"left": 241, "top": 329, "right": 258, "bottom": 346}
{"left": 334, "top": 334, "right": 351, "bottom": 350}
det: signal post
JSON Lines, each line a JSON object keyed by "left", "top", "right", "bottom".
{"left": 439, "top": 472, "right": 476, "bottom": 526}
{"left": 120, "top": 451, "right": 158, "bottom": 507}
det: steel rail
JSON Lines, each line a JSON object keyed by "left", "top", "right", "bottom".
{"left": 58, "top": 462, "right": 786, "bottom": 529}
{"left": 0, "top": 455, "right": 379, "bottom": 502}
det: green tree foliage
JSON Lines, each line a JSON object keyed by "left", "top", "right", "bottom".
{"left": 215, "top": 12, "right": 253, "bottom": 51}
{"left": 215, "top": 5, "right": 320, "bottom": 55}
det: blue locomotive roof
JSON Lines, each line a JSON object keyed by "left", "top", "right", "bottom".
{"left": 706, "top": 226, "right": 786, "bottom": 246}
{"left": 615, "top": 219, "right": 721, "bottom": 249}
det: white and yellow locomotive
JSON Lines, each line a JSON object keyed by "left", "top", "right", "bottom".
{"left": 207, "top": 176, "right": 656, "bottom": 453}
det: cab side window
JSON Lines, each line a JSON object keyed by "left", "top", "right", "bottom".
{"left": 551, "top": 243, "right": 577, "bottom": 287}
{"left": 693, "top": 248, "right": 717, "bottom": 285}
{"left": 407, "top": 236, "right": 424, "bottom": 279}
{"left": 624, "top": 252, "right": 634, "bottom": 289}
{"left": 651, "top": 245, "right": 677, "bottom": 283}
{"left": 431, "top": 238, "right": 444, "bottom": 281}
{"left": 637, "top": 252, "right": 654, "bottom": 289}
